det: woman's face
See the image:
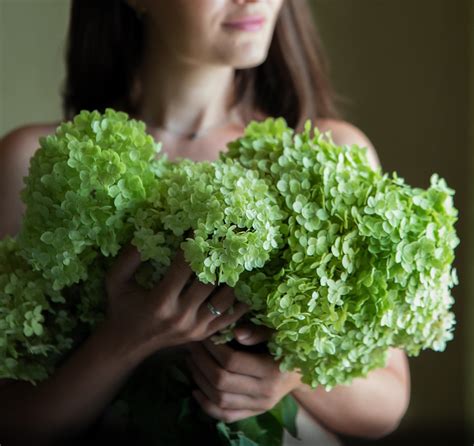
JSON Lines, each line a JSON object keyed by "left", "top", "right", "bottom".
{"left": 139, "top": 0, "right": 285, "bottom": 68}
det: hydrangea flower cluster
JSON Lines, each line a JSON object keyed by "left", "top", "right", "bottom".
{"left": 17, "top": 109, "right": 160, "bottom": 291}
{"left": 224, "top": 119, "right": 459, "bottom": 387}
{"left": 0, "top": 109, "right": 458, "bottom": 391}
{"left": 0, "top": 236, "right": 75, "bottom": 383}
{"left": 131, "top": 158, "right": 285, "bottom": 289}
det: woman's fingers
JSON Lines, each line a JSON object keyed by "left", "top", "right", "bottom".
{"left": 202, "top": 338, "right": 275, "bottom": 379}
{"left": 192, "top": 389, "right": 257, "bottom": 424}
{"left": 102, "top": 246, "right": 249, "bottom": 355}
{"left": 197, "top": 286, "right": 238, "bottom": 325}
{"left": 186, "top": 356, "right": 264, "bottom": 411}
{"left": 187, "top": 342, "right": 262, "bottom": 397}
{"left": 105, "top": 242, "right": 142, "bottom": 295}
{"left": 233, "top": 321, "right": 275, "bottom": 345}
{"left": 153, "top": 249, "right": 193, "bottom": 297}
{"left": 179, "top": 276, "right": 216, "bottom": 309}
{"left": 206, "top": 301, "right": 250, "bottom": 335}
{"left": 177, "top": 278, "right": 249, "bottom": 335}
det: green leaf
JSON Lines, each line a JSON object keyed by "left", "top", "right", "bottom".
{"left": 217, "top": 421, "right": 232, "bottom": 441}
{"left": 236, "top": 434, "right": 260, "bottom": 446}
{"left": 177, "top": 397, "right": 191, "bottom": 423}
{"left": 231, "top": 416, "right": 266, "bottom": 440}
{"left": 281, "top": 395, "right": 299, "bottom": 438}
{"left": 268, "top": 394, "right": 299, "bottom": 439}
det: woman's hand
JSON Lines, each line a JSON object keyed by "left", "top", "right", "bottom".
{"left": 103, "top": 243, "right": 250, "bottom": 361}
{"left": 185, "top": 323, "right": 304, "bottom": 423}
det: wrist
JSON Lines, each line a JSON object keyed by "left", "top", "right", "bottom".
{"left": 290, "top": 373, "right": 315, "bottom": 394}
{"left": 94, "top": 319, "right": 150, "bottom": 367}
{"left": 293, "top": 382, "right": 314, "bottom": 393}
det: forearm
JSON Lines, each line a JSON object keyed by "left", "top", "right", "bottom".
{"left": 0, "top": 321, "right": 148, "bottom": 445}
{"left": 291, "top": 366, "right": 409, "bottom": 439}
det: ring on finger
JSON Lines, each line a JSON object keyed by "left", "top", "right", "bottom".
{"left": 201, "top": 286, "right": 235, "bottom": 321}
{"left": 207, "top": 301, "right": 223, "bottom": 317}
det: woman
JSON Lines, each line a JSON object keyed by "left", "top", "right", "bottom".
{"left": 0, "top": 0, "right": 410, "bottom": 444}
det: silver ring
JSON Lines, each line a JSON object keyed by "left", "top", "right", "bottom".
{"left": 207, "top": 301, "right": 222, "bottom": 317}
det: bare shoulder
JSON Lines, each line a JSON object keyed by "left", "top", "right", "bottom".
{"left": 316, "top": 118, "right": 381, "bottom": 170}
{"left": 0, "top": 122, "right": 60, "bottom": 172}
{"left": 0, "top": 122, "right": 59, "bottom": 155}
{"left": 0, "top": 121, "right": 60, "bottom": 178}
{"left": 0, "top": 122, "right": 59, "bottom": 238}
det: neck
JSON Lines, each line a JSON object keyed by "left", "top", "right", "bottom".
{"left": 132, "top": 28, "right": 239, "bottom": 135}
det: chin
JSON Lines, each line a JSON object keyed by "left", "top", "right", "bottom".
{"left": 228, "top": 50, "right": 269, "bottom": 69}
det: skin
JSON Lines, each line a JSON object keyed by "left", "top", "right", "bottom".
{"left": 0, "top": 0, "right": 410, "bottom": 441}
{"left": 126, "top": 0, "right": 284, "bottom": 162}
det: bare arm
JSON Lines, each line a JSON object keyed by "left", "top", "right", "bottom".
{"left": 0, "top": 124, "right": 52, "bottom": 238}
{"left": 290, "top": 347, "right": 410, "bottom": 439}
{"left": 0, "top": 320, "right": 148, "bottom": 445}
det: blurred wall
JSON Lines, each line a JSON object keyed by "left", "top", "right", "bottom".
{"left": 0, "top": 0, "right": 471, "bottom": 442}
{"left": 0, "top": 0, "right": 69, "bottom": 135}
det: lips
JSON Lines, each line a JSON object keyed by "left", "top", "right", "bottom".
{"left": 223, "top": 16, "right": 266, "bottom": 31}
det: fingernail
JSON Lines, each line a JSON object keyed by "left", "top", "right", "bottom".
{"left": 236, "top": 328, "right": 252, "bottom": 341}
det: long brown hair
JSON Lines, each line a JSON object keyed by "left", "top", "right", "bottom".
{"left": 62, "top": 0, "right": 340, "bottom": 131}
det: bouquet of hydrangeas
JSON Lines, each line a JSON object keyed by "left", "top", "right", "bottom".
{"left": 0, "top": 109, "right": 459, "bottom": 445}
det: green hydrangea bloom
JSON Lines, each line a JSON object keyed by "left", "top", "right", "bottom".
{"left": 0, "top": 109, "right": 458, "bottom": 394}
{"left": 17, "top": 109, "right": 161, "bottom": 290}
{"left": 225, "top": 119, "right": 458, "bottom": 388}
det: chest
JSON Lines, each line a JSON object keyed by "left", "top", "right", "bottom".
{"left": 147, "top": 126, "right": 246, "bottom": 163}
